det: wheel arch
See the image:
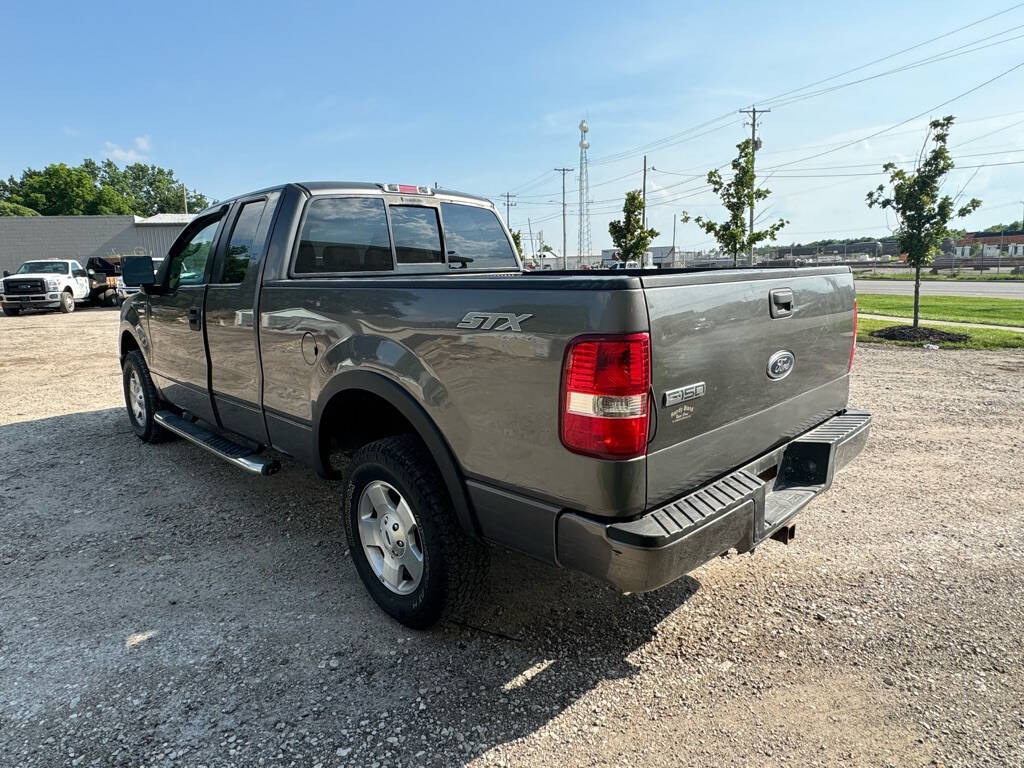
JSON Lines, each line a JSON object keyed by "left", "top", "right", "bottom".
{"left": 313, "top": 371, "right": 480, "bottom": 539}
{"left": 119, "top": 328, "right": 142, "bottom": 362}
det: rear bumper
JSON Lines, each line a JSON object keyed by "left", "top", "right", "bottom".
{"left": 556, "top": 409, "right": 871, "bottom": 593}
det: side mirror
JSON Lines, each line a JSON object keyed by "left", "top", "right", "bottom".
{"left": 122, "top": 255, "right": 156, "bottom": 288}
{"left": 2, "top": 270, "right": 9, "bottom": 277}
{"left": 73, "top": 268, "right": 88, "bottom": 278}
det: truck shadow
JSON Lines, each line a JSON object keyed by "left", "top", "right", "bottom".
{"left": 0, "top": 407, "right": 699, "bottom": 766}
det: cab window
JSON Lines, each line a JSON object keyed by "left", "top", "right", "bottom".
{"left": 440, "top": 203, "right": 518, "bottom": 270}
{"left": 390, "top": 206, "right": 443, "bottom": 264}
{"left": 295, "top": 197, "right": 393, "bottom": 274}
{"left": 168, "top": 219, "right": 220, "bottom": 290}
{"left": 222, "top": 200, "right": 268, "bottom": 283}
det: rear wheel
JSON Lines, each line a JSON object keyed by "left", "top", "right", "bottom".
{"left": 2, "top": 306, "right": 20, "bottom": 317}
{"left": 58, "top": 290, "right": 74, "bottom": 313}
{"left": 122, "top": 350, "right": 170, "bottom": 443}
{"left": 343, "top": 435, "right": 489, "bottom": 629}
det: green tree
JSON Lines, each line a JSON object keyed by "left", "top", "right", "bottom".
{"left": 1, "top": 163, "right": 133, "bottom": 216}
{"left": 867, "top": 116, "right": 982, "bottom": 327}
{"left": 0, "top": 200, "right": 40, "bottom": 216}
{"left": 608, "top": 189, "right": 658, "bottom": 262}
{"left": 681, "top": 139, "right": 787, "bottom": 267}
{"left": 1, "top": 159, "right": 209, "bottom": 216}
{"left": 511, "top": 230, "right": 523, "bottom": 257}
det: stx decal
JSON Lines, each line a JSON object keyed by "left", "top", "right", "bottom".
{"left": 456, "top": 312, "right": 534, "bottom": 332}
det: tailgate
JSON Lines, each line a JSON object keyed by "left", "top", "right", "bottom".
{"left": 641, "top": 267, "right": 856, "bottom": 507}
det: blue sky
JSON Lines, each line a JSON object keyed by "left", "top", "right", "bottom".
{"left": 4, "top": 0, "right": 1024, "bottom": 253}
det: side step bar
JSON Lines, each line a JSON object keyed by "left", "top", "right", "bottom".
{"left": 153, "top": 410, "right": 280, "bottom": 476}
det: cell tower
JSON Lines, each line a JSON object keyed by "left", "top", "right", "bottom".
{"left": 577, "top": 119, "right": 592, "bottom": 260}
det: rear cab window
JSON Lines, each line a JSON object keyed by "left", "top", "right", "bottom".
{"left": 440, "top": 202, "right": 518, "bottom": 271}
{"left": 289, "top": 191, "right": 519, "bottom": 276}
{"left": 294, "top": 197, "right": 393, "bottom": 274}
{"left": 390, "top": 206, "right": 443, "bottom": 265}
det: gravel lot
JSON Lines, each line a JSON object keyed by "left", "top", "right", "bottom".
{"left": 1, "top": 309, "right": 1022, "bottom": 767}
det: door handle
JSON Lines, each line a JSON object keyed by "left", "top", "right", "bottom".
{"left": 188, "top": 307, "right": 202, "bottom": 331}
{"left": 769, "top": 287, "right": 794, "bottom": 318}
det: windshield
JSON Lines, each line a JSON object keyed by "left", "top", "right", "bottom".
{"left": 17, "top": 261, "right": 68, "bottom": 275}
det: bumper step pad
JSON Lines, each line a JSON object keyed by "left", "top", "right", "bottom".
{"left": 611, "top": 469, "right": 762, "bottom": 548}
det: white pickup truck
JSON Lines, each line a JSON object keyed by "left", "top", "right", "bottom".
{"left": 1, "top": 259, "right": 91, "bottom": 315}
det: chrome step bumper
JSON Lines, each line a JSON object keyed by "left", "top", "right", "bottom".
{"left": 154, "top": 411, "right": 280, "bottom": 476}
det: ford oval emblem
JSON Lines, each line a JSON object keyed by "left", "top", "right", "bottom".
{"left": 767, "top": 350, "right": 795, "bottom": 380}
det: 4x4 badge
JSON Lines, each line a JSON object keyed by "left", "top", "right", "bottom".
{"left": 457, "top": 312, "right": 533, "bottom": 332}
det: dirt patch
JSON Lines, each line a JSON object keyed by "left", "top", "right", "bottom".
{"left": 869, "top": 324, "right": 970, "bottom": 343}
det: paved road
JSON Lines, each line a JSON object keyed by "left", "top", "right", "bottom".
{"left": 856, "top": 279, "right": 1024, "bottom": 298}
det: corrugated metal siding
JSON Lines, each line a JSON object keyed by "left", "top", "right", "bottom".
{"left": 0, "top": 216, "right": 186, "bottom": 274}
{"left": 135, "top": 223, "right": 187, "bottom": 261}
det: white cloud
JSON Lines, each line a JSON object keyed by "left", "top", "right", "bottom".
{"left": 62, "top": 125, "right": 79, "bottom": 137}
{"left": 104, "top": 140, "right": 148, "bottom": 164}
{"left": 134, "top": 135, "right": 151, "bottom": 151}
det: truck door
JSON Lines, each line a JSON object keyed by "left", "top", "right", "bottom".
{"left": 147, "top": 209, "right": 226, "bottom": 424}
{"left": 69, "top": 261, "right": 90, "bottom": 298}
{"left": 205, "top": 191, "right": 280, "bottom": 443}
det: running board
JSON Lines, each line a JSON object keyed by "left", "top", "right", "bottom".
{"left": 153, "top": 410, "right": 280, "bottom": 476}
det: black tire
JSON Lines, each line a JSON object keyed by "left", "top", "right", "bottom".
{"left": 2, "top": 306, "right": 20, "bottom": 317}
{"left": 101, "top": 288, "right": 118, "bottom": 307}
{"left": 58, "top": 290, "right": 74, "bottom": 313}
{"left": 343, "top": 434, "right": 489, "bottom": 629}
{"left": 122, "top": 350, "right": 171, "bottom": 443}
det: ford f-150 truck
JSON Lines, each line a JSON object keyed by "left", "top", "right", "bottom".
{"left": 118, "top": 181, "right": 870, "bottom": 628}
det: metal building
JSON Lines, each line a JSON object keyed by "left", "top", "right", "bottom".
{"left": 0, "top": 214, "right": 193, "bottom": 274}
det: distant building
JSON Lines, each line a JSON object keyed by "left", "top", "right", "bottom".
{"left": 0, "top": 213, "right": 194, "bottom": 274}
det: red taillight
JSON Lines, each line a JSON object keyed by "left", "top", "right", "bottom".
{"left": 561, "top": 333, "right": 651, "bottom": 459}
{"left": 848, "top": 298, "right": 858, "bottom": 371}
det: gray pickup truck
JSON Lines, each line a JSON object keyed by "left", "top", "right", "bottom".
{"left": 118, "top": 181, "right": 870, "bottom": 628}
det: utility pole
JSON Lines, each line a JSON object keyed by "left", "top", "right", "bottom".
{"left": 739, "top": 106, "right": 769, "bottom": 266}
{"left": 672, "top": 213, "right": 677, "bottom": 266}
{"left": 501, "top": 192, "right": 517, "bottom": 229}
{"left": 527, "top": 217, "right": 535, "bottom": 260}
{"left": 642, "top": 154, "right": 648, "bottom": 228}
{"left": 554, "top": 167, "right": 574, "bottom": 269}
{"left": 182, "top": 184, "right": 188, "bottom": 215}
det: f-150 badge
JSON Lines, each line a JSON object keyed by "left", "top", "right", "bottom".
{"left": 457, "top": 312, "right": 533, "bottom": 331}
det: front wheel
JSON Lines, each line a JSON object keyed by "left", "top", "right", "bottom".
{"left": 343, "top": 435, "right": 489, "bottom": 629}
{"left": 2, "top": 306, "right": 20, "bottom": 317}
{"left": 122, "top": 350, "right": 170, "bottom": 443}
{"left": 58, "top": 290, "right": 75, "bottom": 313}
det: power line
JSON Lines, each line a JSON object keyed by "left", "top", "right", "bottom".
{"left": 765, "top": 159, "right": 1024, "bottom": 178}
{"left": 756, "top": 3, "right": 1024, "bottom": 106}
{"left": 763, "top": 26, "right": 1024, "bottom": 111}
{"left": 764, "top": 59, "right": 1024, "bottom": 171}
{"left": 954, "top": 117, "right": 1024, "bottom": 147}
{"left": 566, "top": 4, "right": 1024, "bottom": 170}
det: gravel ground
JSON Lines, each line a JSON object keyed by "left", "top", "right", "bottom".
{"left": 1, "top": 309, "right": 1022, "bottom": 768}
